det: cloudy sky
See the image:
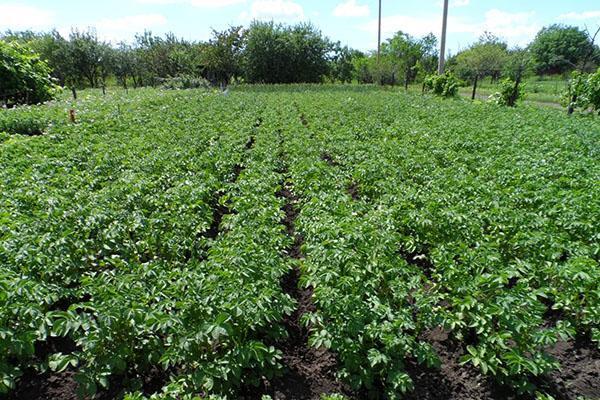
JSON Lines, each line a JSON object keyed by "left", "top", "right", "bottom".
{"left": 1, "top": 0, "right": 599, "bottom": 53}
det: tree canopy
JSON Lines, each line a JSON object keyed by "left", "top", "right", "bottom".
{"left": 530, "top": 24, "right": 599, "bottom": 74}
{"left": 243, "top": 21, "right": 331, "bottom": 84}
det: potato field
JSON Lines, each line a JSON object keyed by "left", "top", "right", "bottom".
{"left": 0, "top": 87, "right": 599, "bottom": 400}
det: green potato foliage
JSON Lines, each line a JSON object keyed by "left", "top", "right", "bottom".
{"left": 1, "top": 86, "right": 598, "bottom": 399}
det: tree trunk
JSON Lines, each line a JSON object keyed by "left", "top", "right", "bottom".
{"left": 471, "top": 75, "right": 478, "bottom": 100}
{"left": 71, "top": 87, "right": 77, "bottom": 100}
{"left": 102, "top": 84, "right": 106, "bottom": 96}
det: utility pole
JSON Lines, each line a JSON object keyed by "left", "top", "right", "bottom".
{"left": 377, "top": 0, "right": 382, "bottom": 63}
{"left": 438, "top": 0, "right": 449, "bottom": 74}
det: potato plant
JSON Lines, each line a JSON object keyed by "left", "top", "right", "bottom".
{"left": 1, "top": 87, "right": 598, "bottom": 399}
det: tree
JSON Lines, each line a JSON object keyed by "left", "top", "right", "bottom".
{"left": 200, "top": 26, "right": 244, "bottom": 86}
{"left": 98, "top": 45, "right": 115, "bottom": 95}
{"left": 381, "top": 31, "right": 438, "bottom": 88}
{"left": 501, "top": 48, "right": 532, "bottom": 106}
{"left": 352, "top": 52, "right": 374, "bottom": 84}
{"left": 243, "top": 21, "right": 330, "bottom": 84}
{"left": 453, "top": 34, "right": 508, "bottom": 99}
{"left": 0, "top": 41, "right": 57, "bottom": 106}
{"left": 530, "top": 25, "right": 598, "bottom": 75}
{"left": 329, "top": 44, "right": 359, "bottom": 83}
{"left": 134, "top": 31, "right": 197, "bottom": 84}
{"left": 113, "top": 42, "right": 135, "bottom": 91}
{"left": 68, "top": 29, "right": 107, "bottom": 88}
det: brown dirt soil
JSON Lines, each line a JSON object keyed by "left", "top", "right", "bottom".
{"left": 404, "top": 328, "right": 600, "bottom": 400}
{"left": 7, "top": 370, "right": 80, "bottom": 400}
{"left": 404, "top": 327, "right": 512, "bottom": 400}
{"left": 539, "top": 339, "right": 600, "bottom": 400}
{"left": 7, "top": 368, "right": 170, "bottom": 400}
{"left": 320, "top": 153, "right": 339, "bottom": 167}
{"left": 265, "top": 182, "right": 349, "bottom": 400}
{"left": 346, "top": 182, "right": 360, "bottom": 201}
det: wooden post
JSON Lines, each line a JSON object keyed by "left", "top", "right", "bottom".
{"left": 69, "top": 109, "right": 76, "bottom": 124}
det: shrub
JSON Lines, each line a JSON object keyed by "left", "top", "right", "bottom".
{"left": 0, "top": 112, "right": 48, "bottom": 136}
{"left": 0, "top": 41, "right": 58, "bottom": 106}
{"left": 490, "top": 78, "right": 525, "bottom": 107}
{"left": 159, "top": 75, "right": 210, "bottom": 90}
{"left": 424, "top": 72, "right": 459, "bottom": 97}
{"left": 564, "top": 68, "right": 600, "bottom": 114}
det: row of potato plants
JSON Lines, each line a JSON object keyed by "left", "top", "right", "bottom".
{"left": 266, "top": 96, "right": 437, "bottom": 399}
{"left": 295, "top": 90, "right": 599, "bottom": 395}
{"left": 121, "top": 104, "right": 297, "bottom": 399}
{"left": 0, "top": 90, "right": 293, "bottom": 398}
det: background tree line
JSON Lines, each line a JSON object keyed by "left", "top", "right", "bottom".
{"left": 1, "top": 21, "right": 599, "bottom": 105}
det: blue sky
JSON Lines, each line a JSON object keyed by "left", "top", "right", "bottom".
{"left": 1, "top": 0, "right": 599, "bottom": 53}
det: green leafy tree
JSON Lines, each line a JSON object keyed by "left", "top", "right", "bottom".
{"left": 0, "top": 41, "right": 57, "bottom": 106}
{"left": 112, "top": 42, "right": 135, "bottom": 91}
{"left": 243, "top": 21, "right": 330, "bottom": 84}
{"left": 68, "top": 29, "right": 109, "bottom": 88}
{"left": 329, "top": 44, "right": 359, "bottom": 84}
{"left": 530, "top": 25, "right": 599, "bottom": 75}
{"left": 493, "top": 48, "right": 532, "bottom": 107}
{"left": 352, "top": 52, "right": 374, "bottom": 83}
{"left": 453, "top": 34, "right": 508, "bottom": 99}
{"left": 135, "top": 31, "right": 198, "bottom": 85}
{"left": 200, "top": 26, "right": 245, "bottom": 86}
{"left": 380, "top": 31, "right": 438, "bottom": 88}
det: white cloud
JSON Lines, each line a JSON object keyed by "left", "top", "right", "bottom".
{"left": 359, "top": 8, "right": 539, "bottom": 47}
{"left": 333, "top": 0, "right": 370, "bottom": 18}
{"left": 481, "top": 9, "right": 539, "bottom": 43}
{"left": 359, "top": 14, "right": 462, "bottom": 38}
{"left": 136, "top": 0, "right": 246, "bottom": 7}
{"left": 240, "top": 0, "right": 304, "bottom": 22}
{"left": 0, "top": 3, "right": 54, "bottom": 30}
{"left": 558, "top": 10, "right": 600, "bottom": 20}
{"left": 61, "top": 14, "right": 168, "bottom": 43}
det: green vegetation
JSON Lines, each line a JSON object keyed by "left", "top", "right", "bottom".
{"left": 3, "top": 22, "right": 598, "bottom": 102}
{"left": 529, "top": 25, "right": 599, "bottom": 75}
{"left": 0, "top": 111, "right": 48, "bottom": 136}
{"left": 0, "top": 86, "right": 598, "bottom": 399}
{"left": 0, "top": 41, "right": 58, "bottom": 106}
{"left": 565, "top": 68, "right": 600, "bottom": 114}
{"left": 424, "top": 72, "right": 459, "bottom": 97}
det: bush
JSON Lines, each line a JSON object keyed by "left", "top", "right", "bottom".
{"left": 0, "top": 112, "right": 48, "bottom": 136}
{"left": 564, "top": 68, "right": 600, "bottom": 114}
{"left": 158, "top": 75, "right": 210, "bottom": 90}
{"left": 0, "top": 41, "right": 58, "bottom": 106}
{"left": 424, "top": 72, "right": 459, "bottom": 97}
{"left": 490, "top": 78, "right": 525, "bottom": 107}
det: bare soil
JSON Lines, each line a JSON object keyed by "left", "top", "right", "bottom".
{"left": 265, "top": 181, "right": 348, "bottom": 400}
